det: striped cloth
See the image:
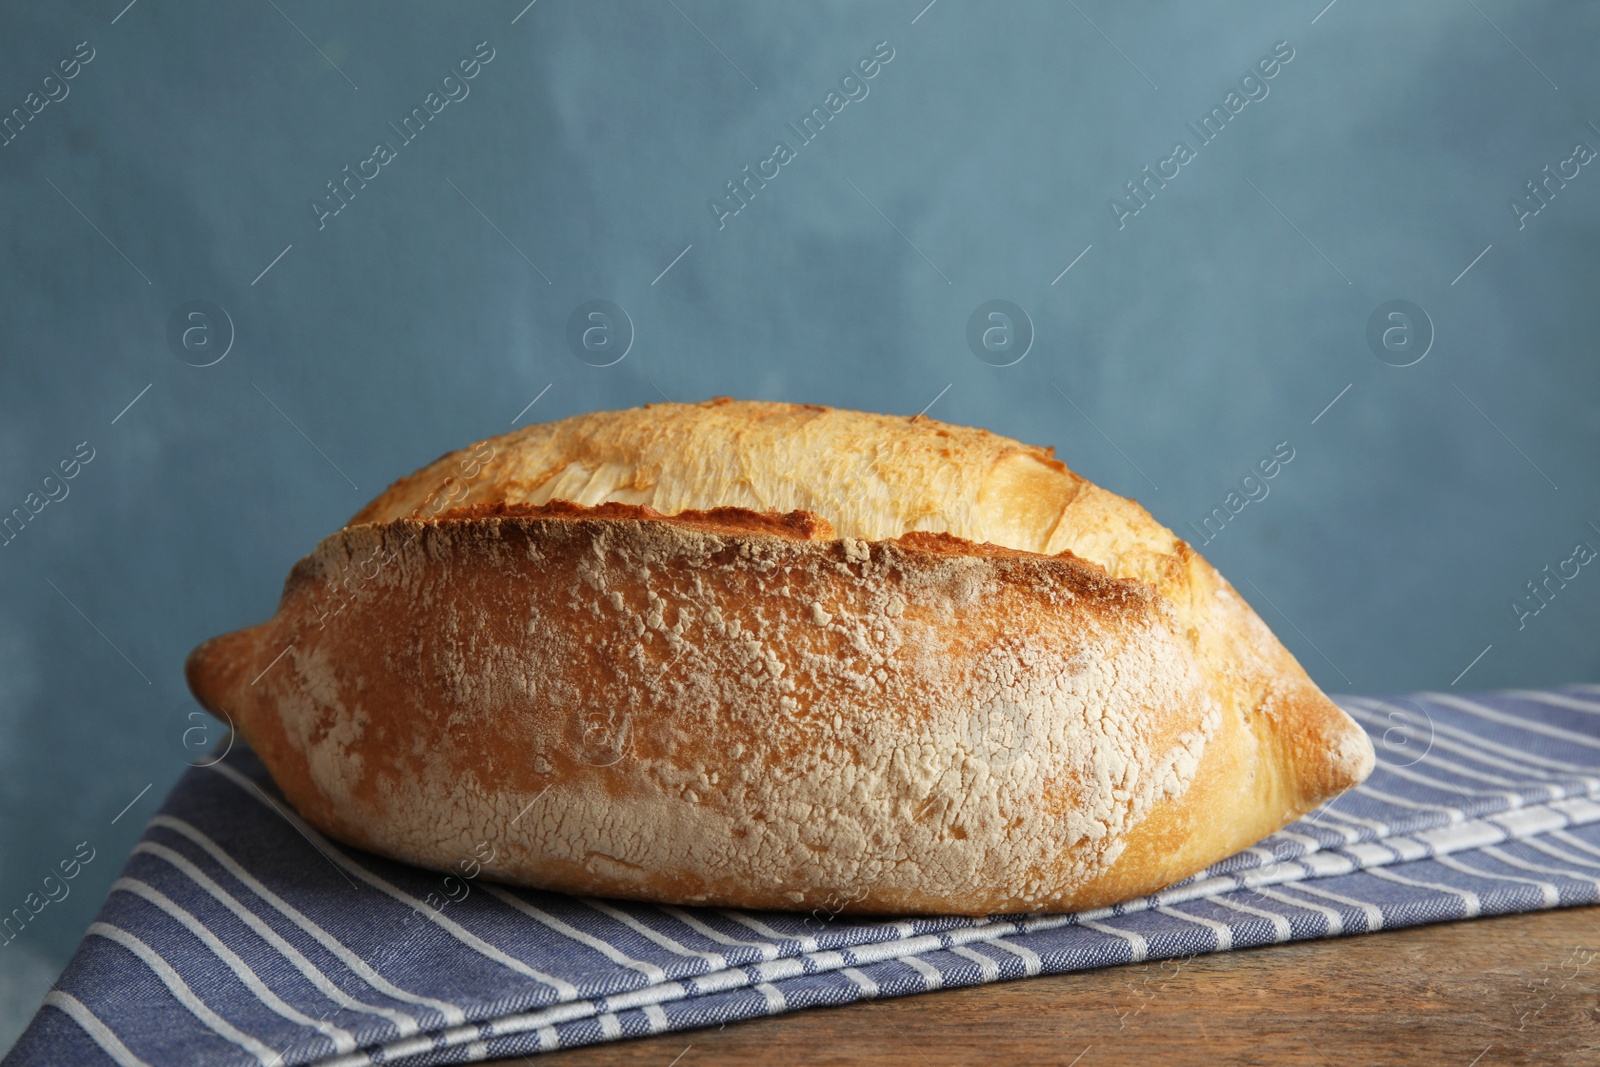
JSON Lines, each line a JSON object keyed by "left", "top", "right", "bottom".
{"left": 8, "top": 687, "right": 1600, "bottom": 1065}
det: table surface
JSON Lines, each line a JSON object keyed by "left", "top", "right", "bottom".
{"left": 496, "top": 905, "right": 1600, "bottom": 1067}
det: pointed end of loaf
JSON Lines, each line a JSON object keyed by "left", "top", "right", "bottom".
{"left": 1323, "top": 699, "right": 1377, "bottom": 794}
{"left": 1284, "top": 686, "right": 1375, "bottom": 810}
{"left": 185, "top": 625, "right": 262, "bottom": 725}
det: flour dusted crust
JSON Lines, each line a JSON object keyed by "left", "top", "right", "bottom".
{"left": 186, "top": 400, "right": 1373, "bottom": 915}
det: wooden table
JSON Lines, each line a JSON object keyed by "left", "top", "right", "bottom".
{"left": 502, "top": 906, "right": 1600, "bottom": 1066}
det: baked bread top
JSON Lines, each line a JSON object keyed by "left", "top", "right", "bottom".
{"left": 354, "top": 399, "right": 1098, "bottom": 558}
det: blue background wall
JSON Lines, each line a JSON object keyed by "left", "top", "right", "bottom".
{"left": 2, "top": 0, "right": 1597, "bottom": 1044}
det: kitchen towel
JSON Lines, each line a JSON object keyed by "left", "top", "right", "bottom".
{"left": 8, "top": 686, "right": 1600, "bottom": 1066}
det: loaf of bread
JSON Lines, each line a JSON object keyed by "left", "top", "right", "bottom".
{"left": 186, "top": 400, "right": 1372, "bottom": 916}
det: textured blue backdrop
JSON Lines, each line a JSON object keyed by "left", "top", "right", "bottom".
{"left": 2, "top": 0, "right": 1597, "bottom": 1047}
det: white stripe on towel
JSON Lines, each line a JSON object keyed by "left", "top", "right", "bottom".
{"left": 42, "top": 991, "right": 155, "bottom": 1067}
{"left": 89, "top": 922, "right": 279, "bottom": 1066}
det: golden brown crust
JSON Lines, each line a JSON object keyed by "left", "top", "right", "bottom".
{"left": 187, "top": 400, "right": 1373, "bottom": 915}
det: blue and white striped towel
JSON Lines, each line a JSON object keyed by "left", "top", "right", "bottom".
{"left": 8, "top": 687, "right": 1600, "bottom": 1065}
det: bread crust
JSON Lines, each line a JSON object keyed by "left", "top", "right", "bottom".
{"left": 187, "top": 401, "right": 1373, "bottom": 916}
